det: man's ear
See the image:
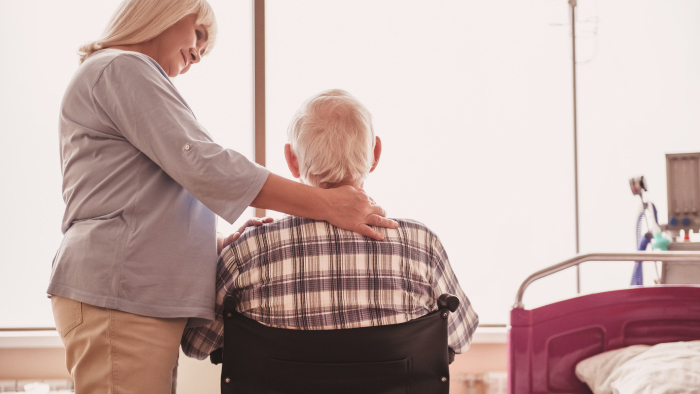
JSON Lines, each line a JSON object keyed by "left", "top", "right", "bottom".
{"left": 285, "top": 144, "right": 301, "bottom": 178}
{"left": 369, "top": 136, "right": 382, "bottom": 173}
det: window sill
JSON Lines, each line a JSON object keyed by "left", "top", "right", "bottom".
{"left": 0, "top": 331, "right": 63, "bottom": 349}
{"left": 471, "top": 326, "right": 507, "bottom": 344}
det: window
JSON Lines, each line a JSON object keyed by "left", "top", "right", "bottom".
{"left": 575, "top": 0, "right": 700, "bottom": 294}
{"left": 0, "top": 0, "right": 254, "bottom": 328}
{"left": 1, "top": 0, "right": 124, "bottom": 328}
{"left": 265, "top": 0, "right": 576, "bottom": 324}
{"left": 2, "top": 0, "right": 698, "bottom": 328}
{"left": 264, "top": 0, "right": 700, "bottom": 322}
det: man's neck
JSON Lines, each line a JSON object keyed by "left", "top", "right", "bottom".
{"left": 326, "top": 180, "right": 364, "bottom": 189}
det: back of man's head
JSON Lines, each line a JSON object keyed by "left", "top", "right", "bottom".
{"left": 287, "top": 89, "right": 375, "bottom": 188}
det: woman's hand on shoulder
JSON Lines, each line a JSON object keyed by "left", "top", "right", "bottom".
{"left": 216, "top": 217, "right": 274, "bottom": 255}
{"left": 324, "top": 186, "right": 398, "bottom": 241}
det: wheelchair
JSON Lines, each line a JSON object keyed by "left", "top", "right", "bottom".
{"left": 209, "top": 293, "right": 460, "bottom": 394}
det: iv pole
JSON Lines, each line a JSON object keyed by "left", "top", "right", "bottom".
{"left": 569, "top": 0, "right": 581, "bottom": 293}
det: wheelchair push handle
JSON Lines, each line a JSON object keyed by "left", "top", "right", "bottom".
{"left": 437, "top": 294, "right": 460, "bottom": 365}
{"left": 437, "top": 293, "right": 460, "bottom": 313}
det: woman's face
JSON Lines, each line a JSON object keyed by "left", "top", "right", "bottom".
{"left": 150, "top": 14, "right": 208, "bottom": 77}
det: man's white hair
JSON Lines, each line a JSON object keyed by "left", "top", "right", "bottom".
{"left": 287, "top": 89, "right": 375, "bottom": 188}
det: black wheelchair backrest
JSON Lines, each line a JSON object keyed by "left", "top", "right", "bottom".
{"left": 214, "top": 293, "right": 460, "bottom": 394}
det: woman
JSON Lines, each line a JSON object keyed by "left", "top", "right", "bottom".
{"left": 48, "top": 1, "right": 396, "bottom": 392}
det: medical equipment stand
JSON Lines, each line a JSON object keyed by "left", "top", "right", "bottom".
{"left": 662, "top": 153, "right": 700, "bottom": 283}
{"left": 569, "top": 0, "right": 582, "bottom": 294}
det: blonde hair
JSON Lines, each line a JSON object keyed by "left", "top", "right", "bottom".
{"left": 78, "top": 0, "right": 217, "bottom": 64}
{"left": 288, "top": 90, "right": 376, "bottom": 188}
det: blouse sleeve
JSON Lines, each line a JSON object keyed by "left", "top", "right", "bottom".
{"left": 91, "top": 52, "right": 269, "bottom": 224}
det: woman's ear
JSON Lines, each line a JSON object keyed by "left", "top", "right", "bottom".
{"left": 369, "top": 136, "right": 382, "bottom": 173}
{"left": 285, "top": 144, "right": 301, "bottom": 178}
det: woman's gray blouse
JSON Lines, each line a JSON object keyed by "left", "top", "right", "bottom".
{"left": 47, "top": 49, "right": 269, "bottom": 327}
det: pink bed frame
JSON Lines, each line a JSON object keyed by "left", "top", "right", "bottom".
{"left": 507, "top": 253, "right": 700, "bottom": 394}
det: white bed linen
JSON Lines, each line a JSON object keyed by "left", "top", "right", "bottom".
{"left": 575, "top": 341, "right": 700, "bottom": 394}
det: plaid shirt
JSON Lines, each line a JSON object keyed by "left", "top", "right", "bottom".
{"left": 181, "top": 216, "right": 479, "bottom": 360}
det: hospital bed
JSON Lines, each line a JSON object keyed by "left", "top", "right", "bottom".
{"left": 508, "top": 252, "right": 700, "bottom": 394}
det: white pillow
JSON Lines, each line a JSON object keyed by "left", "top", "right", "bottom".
{"left": 575, "top": 345, "right": 650, "bottom": 394}
{"left": 575, "top": 341, "right": 700, "bottom": 394}
{"left": 607, "top": 341, "right": 700, "bottom": 394}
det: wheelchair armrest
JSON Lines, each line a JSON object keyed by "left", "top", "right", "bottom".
{"left": 437, "top": 294, "right": 460, "bottom": 313}
{"left": 210, "top": 348, "right": 223, "bottom": 365}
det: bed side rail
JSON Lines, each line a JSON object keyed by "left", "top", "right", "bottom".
{"left": 513, "top": 252, "right": 700, "bottom": 309}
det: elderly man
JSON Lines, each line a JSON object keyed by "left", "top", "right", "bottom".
{"left": 181, "top": 89, "right": 478, "bottom": 360}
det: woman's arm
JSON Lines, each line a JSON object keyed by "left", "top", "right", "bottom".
{"left": 92, "top": 54, "right": 394, "bottom": 239}
{"left": 251, "top": 173, "right": 397, "bottom": 240}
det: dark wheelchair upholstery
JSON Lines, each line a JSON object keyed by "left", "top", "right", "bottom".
{"left": 210, "top": 294, "right": 460, "bottom": 394}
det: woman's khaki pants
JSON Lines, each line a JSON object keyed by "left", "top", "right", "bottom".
{"left": 51, "top": 296, "right": 188, "bottom": 394}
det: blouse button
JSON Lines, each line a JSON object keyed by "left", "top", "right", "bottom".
{"left": 184, "top": 144, "right": 191, "bottom": 151}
